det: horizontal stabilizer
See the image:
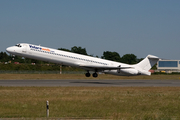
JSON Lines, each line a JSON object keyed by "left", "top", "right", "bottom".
{"left": 147, "top": 55, "right": 159, "bottom": 59}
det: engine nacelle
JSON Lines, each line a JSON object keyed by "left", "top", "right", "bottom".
{"left": 120, "top": 69, "right": 139, "bottom": 75}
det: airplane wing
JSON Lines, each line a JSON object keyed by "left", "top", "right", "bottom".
{"left": 78, "top": 64, "right": 132, "bottom": 71}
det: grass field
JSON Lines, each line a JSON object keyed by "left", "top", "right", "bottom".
{"left": 0, "top": 74, "right": 180, "bottom": 119}
{"left": 0, "top": 87, "right": 180, "bottom": 119}
{"left": 0, "top": 74, "right": 180, "bottom": 80}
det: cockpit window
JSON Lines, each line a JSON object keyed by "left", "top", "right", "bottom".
{"left": 15, "top": 44, "right": 22, "bottom": 47}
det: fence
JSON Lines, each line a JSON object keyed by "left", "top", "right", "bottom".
{"left": 0, "top": 70, "right": 86, "bottom": 74}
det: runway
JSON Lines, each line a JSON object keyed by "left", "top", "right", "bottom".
{"left": 0, "top": 79, "right": 180, "bottom": 87}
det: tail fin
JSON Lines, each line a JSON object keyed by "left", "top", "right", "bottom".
{"left": 136, "top": 55, "right": 159, "bottom": 71}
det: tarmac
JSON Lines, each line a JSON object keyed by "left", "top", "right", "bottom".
{"left": 0, "top": 79, "right": 180, "bottom": 87}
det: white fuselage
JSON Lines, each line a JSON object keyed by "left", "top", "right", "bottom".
{"left": 6, "top": 43, "right": 159, "bottom": 77}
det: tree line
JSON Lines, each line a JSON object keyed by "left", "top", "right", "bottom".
{"left": 1, "top": 46, "right": 143, "bottom": 64}
{"left": 59, "top": 46, "right": 143, "bottom": 64}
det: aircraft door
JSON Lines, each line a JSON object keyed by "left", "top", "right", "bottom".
{"left": 22, "top": 44, "right": 27, "bottom": 53}
{"left": 117, "top": 65, "right": 121, "bottom": 73}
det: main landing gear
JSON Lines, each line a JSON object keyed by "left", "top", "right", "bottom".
{"left": 85, "top": 72, "right": 91, "bottom": 77}
{"left": 85, "top": 71, "right": 98, "bottom": 78}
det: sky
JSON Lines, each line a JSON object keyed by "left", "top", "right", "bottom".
{"left": 1, "top": 0, "right": 180, "bottom": 59}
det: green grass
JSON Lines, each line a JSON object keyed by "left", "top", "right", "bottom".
{"left": 0, "top": 74, "right": 180, "bottom": 119}
{"left": 0, "top": 74, "right": 180, "bottom": 80}
{"left": 0, "top": 87, "right": 180, "bottom": 119}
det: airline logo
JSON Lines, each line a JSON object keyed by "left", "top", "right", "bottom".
{"left": 29, "top": 45, "right": 54, "bottom": 52}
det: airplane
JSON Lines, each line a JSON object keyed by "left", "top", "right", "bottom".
{"left": 6, "top": 43, "right": 159, "bottom": 77}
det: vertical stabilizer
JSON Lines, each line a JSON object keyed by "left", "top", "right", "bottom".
{"left": 137, "top": 55, "right": 159, "bottom": 71}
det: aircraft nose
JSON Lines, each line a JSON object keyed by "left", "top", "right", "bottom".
{"left": 6, "top": 47, "right": 15, "bottom": 54}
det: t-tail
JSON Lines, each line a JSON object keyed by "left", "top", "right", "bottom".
{"left": 135, "top": 55, "right": 159, "bottom": 75}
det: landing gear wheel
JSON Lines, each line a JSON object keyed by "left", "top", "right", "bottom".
{"left": 85, "top": 72, "right": 91, "bottom": 77}
{"left": 93, "top": 73, "right": 98, "bottom": 78}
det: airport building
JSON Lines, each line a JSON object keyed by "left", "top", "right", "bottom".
{"left": 157, "top": 60, "right": 180, "bottom": 73}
